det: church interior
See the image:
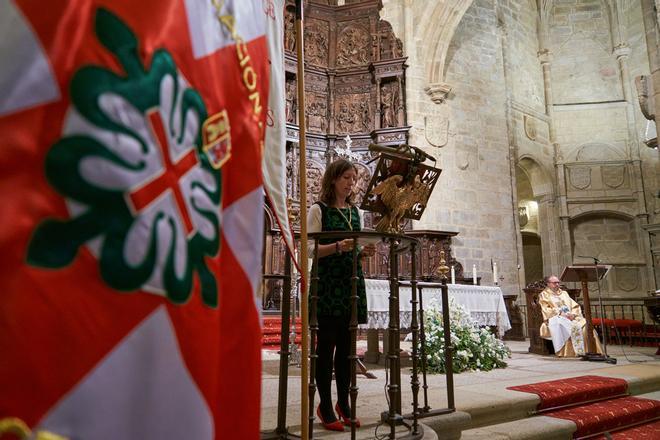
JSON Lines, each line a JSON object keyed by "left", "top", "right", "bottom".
{"left": 264, "top": 0, "right": 659, "bottom": 330}
{"left": 260, "top": 0, "right": 660, "bottom": 439}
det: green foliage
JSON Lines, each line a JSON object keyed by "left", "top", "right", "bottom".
{"left": 423, "top": 298, "right": 511, "bottom": 374}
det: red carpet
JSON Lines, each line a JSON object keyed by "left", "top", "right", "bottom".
{"left": 546, "top": 396, "right": 660, "bottom": 438}
{"left": 507, "top": 375, "right": 628, "bottom": 410}
{"left": 262, "top": 316, "right": 301, "bottom": 350}
{"left": 591, "top": 419, "right": 660, "bottom": 439}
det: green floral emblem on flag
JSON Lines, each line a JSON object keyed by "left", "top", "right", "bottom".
{"left": 27, "top": 8, "right": 222, "bottom": 307}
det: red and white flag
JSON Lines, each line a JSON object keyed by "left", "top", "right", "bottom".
{"left": 263, "top": 0, "right": 296, "bottom": 265}
{"left": 0, "top": 1, "right": 268, "bottom": 438}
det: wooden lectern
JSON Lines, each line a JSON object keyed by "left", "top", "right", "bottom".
{"left": 560, "top": 265, "right": 612, "bottom": 357}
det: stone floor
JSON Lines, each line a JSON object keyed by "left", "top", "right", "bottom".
{"left": 260, "top": 340, "right": 660, "bottom": 439}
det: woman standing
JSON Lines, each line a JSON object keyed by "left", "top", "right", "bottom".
{"left": 307, "top": 159, "right": 374, "bottom": 431}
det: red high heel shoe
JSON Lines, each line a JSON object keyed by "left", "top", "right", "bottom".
{"left": 335, "top": 402, "right": 361, "bottom": 428}
{"left": 316, "top": 405, "right": 344, "bottom": 432}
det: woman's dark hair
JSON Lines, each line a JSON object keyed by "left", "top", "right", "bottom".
{"left": 319, "top": 159, "right": 358, "bottom": 206}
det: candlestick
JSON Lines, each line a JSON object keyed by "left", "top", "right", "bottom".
{"left": 451, "top": 265, "right": 455, "bottom": 284}
{"left": 493, "top": 262, "right": 498, "bottom": 284}
{"left": 472, "top": 264, "right": 477, "bottom": 285}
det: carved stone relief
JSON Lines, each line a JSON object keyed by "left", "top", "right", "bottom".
{"left": 305, "top": 19, "right": 329, "bottom": 67}
{"left": 335, "top": 94, "right": 370, "bottom": 134}
{"left": 575, "top": 143, "right": 623, "bottom": 161}
{"left": 524, "top": 115, "right": 537, "bottom": 141}
{"left": 306, "top": 94, "right": 327, "bottom": 133}
{"left": 568, "top": 167, "right": 592, "bottom": 190}
{"left": 456, "top": 150, "right": 470, "bottom": 170}
{"left": 337, "top": 25, "right": 370, "bottom": 67}
{"left": 601, "top": 165, "right": 626, "bottom": 189}
{"left": 616, "top": 267, "right": 639, "bottom": 292}
{"left": 424, "top": 111, "right": 449, "bottom": 148}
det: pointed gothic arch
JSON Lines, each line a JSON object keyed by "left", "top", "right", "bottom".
{"left": 517, "top": 156, "right": 553, "bottom": 199}
{"left": 419, "top": 0, "right": 474, "bottom": 86}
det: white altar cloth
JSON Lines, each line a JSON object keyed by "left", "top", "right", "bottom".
{"left": 364, "top": 279, "right": 511, "bottom": 337}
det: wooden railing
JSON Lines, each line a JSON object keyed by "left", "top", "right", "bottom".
{"left": 516, "top": 298, "right": 659, "bottom": 345}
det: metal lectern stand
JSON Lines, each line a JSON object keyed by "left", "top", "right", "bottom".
{"left": 560, "top": 264, "right": 616, "bottom": 364}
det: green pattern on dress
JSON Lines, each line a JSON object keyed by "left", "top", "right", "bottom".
{"left": 315, "top": 202, "right": 367, "bottom": 324}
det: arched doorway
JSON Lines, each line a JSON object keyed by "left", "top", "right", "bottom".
{"left": 516, "top": 157, "right": 557, "bottom": 278}
{"left": 522, "top": 232, "right": 543, "bottom": 285}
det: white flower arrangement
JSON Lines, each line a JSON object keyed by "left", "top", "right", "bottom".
{"left": 422, "top": 298, "right": 511, "bottom": 374}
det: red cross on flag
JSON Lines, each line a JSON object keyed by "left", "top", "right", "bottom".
{"left": 0, "top": 1, "right": 269, "bottom": 438}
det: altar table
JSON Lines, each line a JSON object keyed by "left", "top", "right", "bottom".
{"left": 364, "top": 279, "right": 511, "bottom": 337}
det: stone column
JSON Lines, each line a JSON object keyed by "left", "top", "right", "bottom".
{"left": 536, "top": 46, "right": 567, "bottom": 275}
{"left": 538, "top": 49, "right": 559, "bottom": 157}
{"left": 641, "top": 0, "right": 660, "bottom": 289}
{"left": 497, "top": 11, "right": 525, "bottom": 294}
{"left": 614, "top": 44, "right": 641, "bottom": 160}
{"left": 646, "top": 0, "right": 660, "bottom": 141}
{"left": 537, "top": 194, "right": 564, "bottom": 276}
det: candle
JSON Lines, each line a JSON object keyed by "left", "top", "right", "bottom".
{"left": 451, "top": 265, "right": 456, "bottom": 284}
{"left": 493, "top": 262, "right": 498, "bottom": 284}
{"left": 472, "top": 264, "right": 477, "bottom": 285}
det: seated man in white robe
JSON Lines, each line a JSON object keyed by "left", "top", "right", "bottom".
{"left": 539, "top": 275, "right": 602, "bottom": 357}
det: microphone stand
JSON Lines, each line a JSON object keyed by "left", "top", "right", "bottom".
{"left": 587, "top": 257, "right": 617, "bottom": 364}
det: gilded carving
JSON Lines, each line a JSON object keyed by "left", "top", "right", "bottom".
{"left": 305, "top": 19, "right": 329, "bottom": 67}
{"left": 337, "top": 25, "right": 370, "bottom": 67}
{"left": 601, "top": 165, "right": 626, "bottom": 189}
{"left": 568, "top": 167, "right": 591, "bottom": 190}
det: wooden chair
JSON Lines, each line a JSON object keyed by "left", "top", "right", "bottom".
{"left": 524, "top": 281, "right": 581, "bottom": 355}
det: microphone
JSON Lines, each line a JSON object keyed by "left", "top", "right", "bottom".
{"left": 578, "top": 255, "right": 600, "bottom": 263}
{"left": 368, "top": 143, "right": 436, "bottom": 163}
{"left": 408, "top": 145, "right": 437, "bottom": 163}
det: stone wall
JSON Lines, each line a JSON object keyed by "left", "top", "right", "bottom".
{"left": 550, "top": 0, "right": 622, "bottom": 104}
{"left": 381, "top": 0, "right": 525, "bottom": 294}
{"left": 380, "top": 0, "right": 659, "bottom": 296}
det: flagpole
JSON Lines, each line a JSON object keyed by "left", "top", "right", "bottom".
{"left": 294, "top": 0, "right": 310, "bottom": 438}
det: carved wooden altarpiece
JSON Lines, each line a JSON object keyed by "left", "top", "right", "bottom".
{"left": 262, "top": 0, "right": 465, "bottom": 313}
